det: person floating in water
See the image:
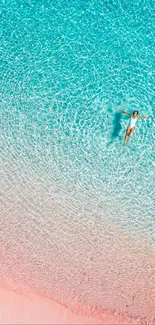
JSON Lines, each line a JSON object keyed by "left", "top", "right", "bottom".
{"left": 119, "top": 110, "right": 150, "bottom": 146}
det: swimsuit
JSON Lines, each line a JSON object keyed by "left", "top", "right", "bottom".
{"left": 129, "top": 116, "right": 137, "bottom": 128}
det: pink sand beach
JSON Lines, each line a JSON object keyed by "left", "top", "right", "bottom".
{"left": 0, "top": 218, "right": 155, "bottom": 325}
{"left": 0, "top": 285, "right": 130, "bottom": 324}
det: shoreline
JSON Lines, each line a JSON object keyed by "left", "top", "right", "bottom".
{"left": 1, "top": 282, "right": 155, "bottom": 325}
{"left": 0, "top": 284, "right": 132, "bottom": 324}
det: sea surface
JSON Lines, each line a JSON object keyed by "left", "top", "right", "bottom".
{"left": 0, "top": 0, "right": 155, "bottom": 322}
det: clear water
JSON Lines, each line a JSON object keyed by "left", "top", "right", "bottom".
{"left": 0, "top": 0, "right": 155, "bottom": 321}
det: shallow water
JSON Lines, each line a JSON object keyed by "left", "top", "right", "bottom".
{"left": 1, "top": 0, "right": 155, "bottom": 321}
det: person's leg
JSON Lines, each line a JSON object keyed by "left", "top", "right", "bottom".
{"left": 127, "top": 127, "right": 135, "bottom": 142}
{"left": 123, "top": 126, "right": 131, "bottom": 146}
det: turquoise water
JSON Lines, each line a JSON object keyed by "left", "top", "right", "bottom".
{"left": 1, "top": 0, "right": 155, "bottom": 241}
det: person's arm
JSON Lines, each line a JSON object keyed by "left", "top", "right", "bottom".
{"left": 137, "top": 115, "right": 150, "bottom": 119}
{"left": 119, "top": 110, "right": 131, "bottom": 117}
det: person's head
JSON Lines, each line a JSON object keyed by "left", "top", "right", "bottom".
{"left": 133, "top": 110, "right": 139, "bottom": 117}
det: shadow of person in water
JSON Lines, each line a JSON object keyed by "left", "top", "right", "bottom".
{"left": 111, "top": 112, "right": 122, "bottom": 139}
{"left": 107, "top": 112, "right": 122, "bottom": 147}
